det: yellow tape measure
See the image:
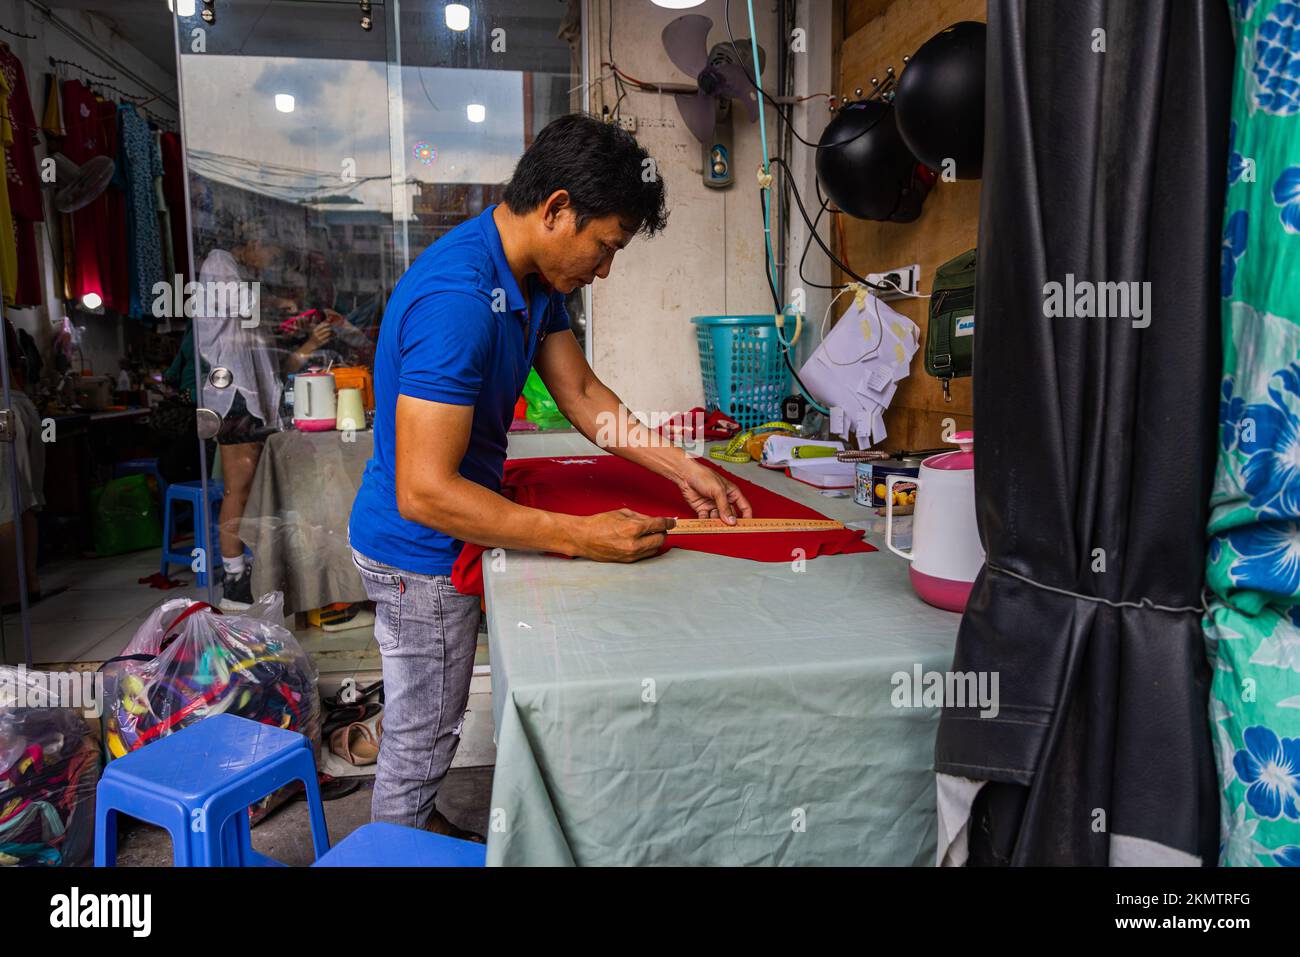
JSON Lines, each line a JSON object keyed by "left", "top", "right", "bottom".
{"left": 708, "top": 421, "right": 798, "bottom": 463}
{"left": 667, "top": 517, "right": 845, "bottom": 535}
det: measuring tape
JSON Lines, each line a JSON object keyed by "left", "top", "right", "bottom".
{"left": 708, "top": 421, "right": 798, "bottom": 463}
{"left": 667, "top": 517, "right": 845, "bottom": 535}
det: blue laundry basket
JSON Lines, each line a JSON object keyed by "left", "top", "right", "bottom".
{"left": 692, "top": 314, "right": 793, "bottom": 429}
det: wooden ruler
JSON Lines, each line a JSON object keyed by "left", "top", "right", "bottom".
{"left": 666, "top": 517, "right": 845, "bottom": 535}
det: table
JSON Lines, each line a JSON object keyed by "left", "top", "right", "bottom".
{"left": 241, "top": 429, "right": 374, "bottom": 615}
{"left": 239, "top": 428, "right": 568, "bottom": 614}
{"left": 484, "top": 433, "right": 961, "bottom": 866}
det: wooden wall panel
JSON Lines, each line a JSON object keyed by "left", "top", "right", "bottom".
{"left": 837, "top": 0, "right": 985, "bottom": 452}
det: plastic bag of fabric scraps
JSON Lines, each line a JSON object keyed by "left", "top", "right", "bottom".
{"left": 100, "top": 592, "right": 321, "bottom": 825}
{"left": 0, "top": 667, "right": 102, "bottom": 866}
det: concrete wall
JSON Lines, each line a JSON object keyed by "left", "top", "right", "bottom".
{"left": 585, "top": 0, "right": 834, "bottom": 420}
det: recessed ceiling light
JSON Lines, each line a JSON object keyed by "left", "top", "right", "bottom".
{"left": 649, "top": 0, "right": 706, "bottom": 8}
{"left": 466, "top": 103, "right": 486, "bottom": 123}
{"left": 275, "top": 93, "right": 296, "bottom": 113}
{"left": 445, "top": 4, "right": 470, "bottom": 31}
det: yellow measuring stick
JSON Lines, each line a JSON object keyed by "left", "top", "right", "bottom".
{"left": 666, "top": 517, "right": 845, "bottom": 535}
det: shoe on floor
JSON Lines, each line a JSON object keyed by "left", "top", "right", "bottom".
{"left": 219, "top": 565, "right": 254, "bottom": 610}
{"left": 423, "top": 808, "right": 485, "bottom": 844}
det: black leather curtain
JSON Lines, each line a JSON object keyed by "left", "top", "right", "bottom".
{"left": 934, "top": 0, "right": 1233, "bottom": 865}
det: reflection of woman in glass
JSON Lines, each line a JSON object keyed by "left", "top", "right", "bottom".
{"left": 195, "top": 221, "right": 324, "bottom": 608}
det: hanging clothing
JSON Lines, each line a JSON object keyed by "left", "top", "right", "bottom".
{"left": 40, "top": 72, "right": 63, "bottom": 138}
{"left": 58, "top": 80, "right": 110, "bottom": 307}
{"left": 153, "top": 129, "right": 174, "bottom": 282}
{"left": 0, "top": 46, "right": 43, "bottom": 308}
{"left": 932, "top": 0, "right": 1231, "bottom": 866}
{"left": 1206, "top": 0, "right": 1300, "bottom": 868}
{"left": 99, "top": 96, "right": 129, "bottom": 316}
{"left": 160, "top": 131, "right": 189, "bottom": 283}
{"left": 450, "top": 454, "right": 875, "bottom": 597}
{"left": 115, "top": 104, "right": 164, "bottom": 320}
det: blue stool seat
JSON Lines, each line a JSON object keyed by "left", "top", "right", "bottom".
{"left": 161, "top": 479, "right": 224, "bottom": 586}
{"left": 114, "top": 457, "right": 168, "bottom": 497}
{"left": 95, "top": 713, "right": 330, "bottom": 867}
{"left": 312, "top": 822, "right": 486, "bottom": 867}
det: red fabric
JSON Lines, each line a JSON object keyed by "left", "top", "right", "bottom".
{"left": 0, "top": 48, "right": 43, "bottom": 307}
{"left": 60, "top": 81, "right": 111, "bottom": 306}
{"left": 655, "top": 407, "right": 742, "bottom": 442}
{"left": 450, "top": 454, "right": 875, "bottom": 596}
{"left": 99, "top": 98, "right": 129, "bottom": 316}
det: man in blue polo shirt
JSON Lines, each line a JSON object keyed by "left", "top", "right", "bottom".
{"left": 349, "top": 114, "right": 752, "bottom": 837}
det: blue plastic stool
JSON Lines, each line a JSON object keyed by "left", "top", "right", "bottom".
{"left": 161, "top": 480, "right": 224, "bottom": 585}
{"left": 114, "top": 457, "right": 168, "bottom": 498}
{"left": 95, "top": 713, "right": 330, "bottom": 867}
{"left": 311, "top": 822, "right": 486, "bottom": 867}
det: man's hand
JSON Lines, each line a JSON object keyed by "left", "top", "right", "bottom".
{"left": 571, "top": 509, "right": 674, "bottom": 562}
{"left": 674, "top": 459, "right": 753, "bottom": 523}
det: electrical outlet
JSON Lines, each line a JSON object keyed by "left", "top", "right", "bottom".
{"left": 865, "top": 264, "right": 920, "bottom": 300}
{"left": 618, "top": 115, "right": 636, "bottom": 132}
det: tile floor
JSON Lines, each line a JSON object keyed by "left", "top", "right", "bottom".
{"left": 2, "top": 546, "right": 492, "bottom": 676}
{"left": 1, "top": 546, "right": 385, "bottom": 672}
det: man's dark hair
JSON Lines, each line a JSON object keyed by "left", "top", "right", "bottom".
{"left": 503, "top": 113, "right": 668, "bottom": 237}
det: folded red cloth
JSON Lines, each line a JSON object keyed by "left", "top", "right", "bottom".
{"left": 656, "top": 407, "right": 742, "bottom": 442}
{"left": 450, "top": 454, "right": 874, "bottom": 596}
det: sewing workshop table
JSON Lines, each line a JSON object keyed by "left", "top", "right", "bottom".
{"left": 484, "top": 431, "right": 962, "bottom": 866}
{"left": 241, "top": 428, "right": 374, "bottom": 615}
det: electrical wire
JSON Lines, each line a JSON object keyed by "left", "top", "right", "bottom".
{"left": 722, "top": 0, "right": 873, "bottom": 152}
{"left": 767, "top": 155, "right": 881, "bottom": 290}
{"left": 798, "top": 196, "right": 844, "bottom": 291}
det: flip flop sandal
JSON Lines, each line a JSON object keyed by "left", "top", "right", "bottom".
{"left": 329, "top": 722, "right": 379, "bottom": 766}
{"left": 321, "top": 679, "right": 384, "bottom": 710}
{"left": 317, "top": 774, "right": 364, "bottom": 802}
{"left": 320, "top": 701, "right": 381, "bottom": 740}
{"left": 293, "top": 773, "right": 363, "bottom": 803}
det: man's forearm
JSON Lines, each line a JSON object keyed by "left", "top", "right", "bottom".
{"left": 558, "top": 376, "right": 691, "bottom": 482}
{"left": 397, "top": 474, "right": 578, "bottom": 556}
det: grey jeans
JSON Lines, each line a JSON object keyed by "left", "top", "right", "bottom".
{"left": 350, "top": 548, "right": 482, "bottom": 827}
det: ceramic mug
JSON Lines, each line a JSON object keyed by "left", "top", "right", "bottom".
{"left": 336, "top": 388, "right": 366, "bottom": 431}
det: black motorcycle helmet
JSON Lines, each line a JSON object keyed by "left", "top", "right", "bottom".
{"left": 893, "top": 21, "right": 986, "bottom": 179}
{"left": 815, "top": 99, "right": 928, "bottom": 222}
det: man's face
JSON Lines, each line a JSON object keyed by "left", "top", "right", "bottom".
{"left": 536, "top": 206, "right": 635, "bottom": 295}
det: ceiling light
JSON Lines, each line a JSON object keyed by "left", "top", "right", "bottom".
{"left": 445, "top": 4, "right": 470, "bottom": 31}
{"left": 275, "top": 93, "right": 296, "bottom": 113}
{"left": 649, "top": 0, "right": 707, "bottom": 8}
{"left": 466, "top": 103, "right": 486, "bottom": 123}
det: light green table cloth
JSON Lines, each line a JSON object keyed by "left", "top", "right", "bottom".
{"left": 485, "top": 432, "right": 961, "bottom": 865}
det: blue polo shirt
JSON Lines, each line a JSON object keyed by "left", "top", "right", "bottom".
{"left": 349, "top": 205, "right": 570, "bottom": 574}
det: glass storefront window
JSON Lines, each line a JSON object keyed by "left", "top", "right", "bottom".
{"left": 171, "top": 0, "right": 584, "bottom": 612}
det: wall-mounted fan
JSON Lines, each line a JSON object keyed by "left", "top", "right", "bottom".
{"left": 662, "top": 14, "right": 765, "bottom": 189}
{"left": 47, "top": 154, "right": 116, "bottom": 213}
